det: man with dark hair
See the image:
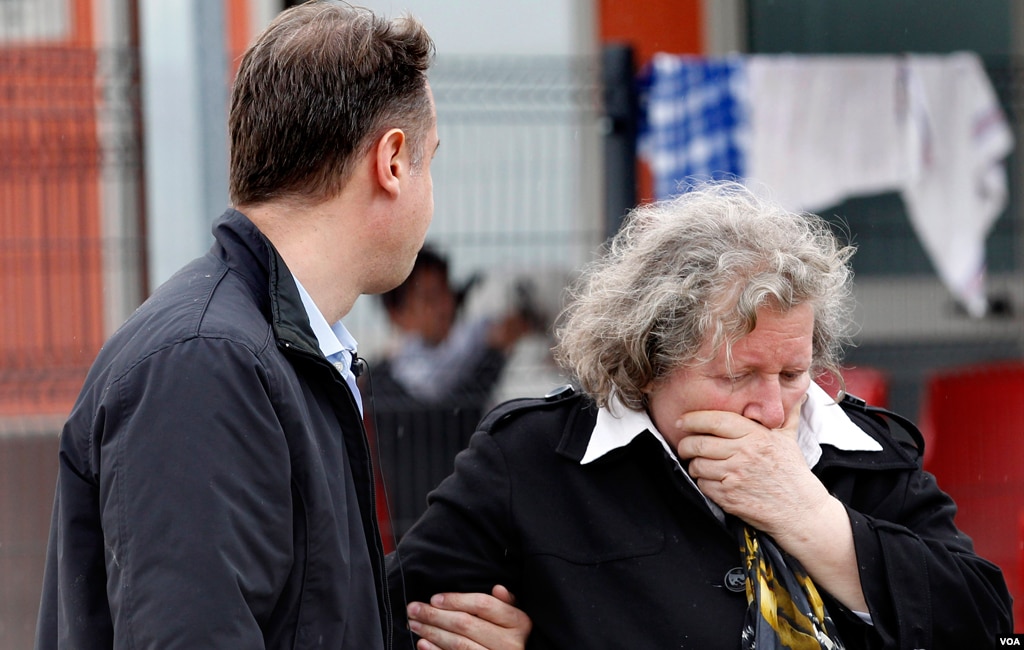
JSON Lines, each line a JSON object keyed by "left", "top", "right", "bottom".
{"left": 35, "top": 3, "right": 527, "bottom": 649}
{"left": 378, "top": 244, "right": 532, "bottom": 409}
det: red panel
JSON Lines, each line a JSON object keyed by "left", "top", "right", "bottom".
{"left": 817, "top": 366, "right": 890, "bottom": 408}
{"left": 920, "top": 360, "right": 1024, "bottom": 631}
{"left": 598, "top": 0, "right": 703, "bottom": 68}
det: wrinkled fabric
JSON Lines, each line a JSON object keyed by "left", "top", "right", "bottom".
{"left": 740, "top": 526, "right": 845, "bottom": 650}
{"left": 638, "top": 52, "right": 1013, "bottom": 316}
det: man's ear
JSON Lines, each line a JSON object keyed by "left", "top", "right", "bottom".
{"left": 375, "top": 128, "right": 407, "bottom": 198}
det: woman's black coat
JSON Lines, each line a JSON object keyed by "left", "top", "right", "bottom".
{"left": 390, "top": 387, "right": 1011, "bottom": 649}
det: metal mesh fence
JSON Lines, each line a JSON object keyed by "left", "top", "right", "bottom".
{"left": 355, "top": 54, "right": 607, "bottom": 542}
{"left": 348, "top": 53, "right": 607, "bottom": 398}
{"left": 0, "top": 4, "right": 144, "bottom": 641}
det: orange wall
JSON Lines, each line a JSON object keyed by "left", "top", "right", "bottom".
{"left": 0, "top": 0, "right": 103, "bottom": 416}
{"left": 0, "top": 0, "right": 256, "bottom": 418}
{"left": 599, "top": 0, "right": 703, "bottom": 66}
{"left": 598, "top": 0, "right": 704, "bottom": 202}
{"left": 226, "top": 0, "right": 252, "bottom": 79}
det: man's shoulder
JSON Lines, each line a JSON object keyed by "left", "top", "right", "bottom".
{"left": 98, "top": 257, "right": 273, "bottom": 379}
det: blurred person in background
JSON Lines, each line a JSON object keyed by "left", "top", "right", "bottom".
{"left": 35, "top": 2, "right": 527, "bottom": 649}
{"left": 390, "top": 181, "right": 1011, "bottom": 649}
{"left": 375, "top": 244, "right": 538, "bottom": 411}
{"left": 365, "top": 244, "right": 540, "bottom": 543}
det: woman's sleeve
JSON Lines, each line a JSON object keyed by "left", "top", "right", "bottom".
{"left": 847, "top": 466, "right": 1012, "bottom": 648}
{"left": 388, "top": 428, "right": 519, "bottom": 637}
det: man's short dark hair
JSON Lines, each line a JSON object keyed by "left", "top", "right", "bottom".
{"left": 229, "top": 1, "right": 435, "bottom": 207}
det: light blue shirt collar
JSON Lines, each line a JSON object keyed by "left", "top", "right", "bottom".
{"left": 292, "top": 276, "right": 362, "bottom": 413}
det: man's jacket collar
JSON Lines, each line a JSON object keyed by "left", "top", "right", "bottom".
{"left": 213, "top": 208, "right": 320, "bottom": 358}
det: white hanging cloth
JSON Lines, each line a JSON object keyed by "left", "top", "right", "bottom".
{"left": 638, "top": 52, "right": 1014, "bottom": 317}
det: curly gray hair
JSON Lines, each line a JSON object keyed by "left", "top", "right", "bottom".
{"left": 553, "top": 181, "right": 856, "bottom": 410}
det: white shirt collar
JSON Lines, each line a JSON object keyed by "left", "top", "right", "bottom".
{"left": 581, "top": 380, "right": 881, "bottom": 468}
{"left": 798, "top": 381, "right": 883, "bottom": 464}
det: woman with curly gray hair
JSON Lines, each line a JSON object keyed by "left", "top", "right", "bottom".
{"left": 391, "top": 182, "right": 1011, "bottom": 650}
{"left": 555, "top": 181, "right": 855, "bottom": 411}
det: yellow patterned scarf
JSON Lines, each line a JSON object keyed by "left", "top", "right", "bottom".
{"left": 740, "top": 526, "right": 845, "bottom": 650}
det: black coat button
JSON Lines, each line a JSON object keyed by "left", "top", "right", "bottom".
{"left": 724, "top": 567, "right": 746, "bottom": 593}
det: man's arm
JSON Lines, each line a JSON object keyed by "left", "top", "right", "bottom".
{"left": 100, "top": 340, "right": 292, "bottom": 646}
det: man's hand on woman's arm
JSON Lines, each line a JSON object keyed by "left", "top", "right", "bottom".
{"left": 405, "top": 585, "right": 532, "bottom": 650}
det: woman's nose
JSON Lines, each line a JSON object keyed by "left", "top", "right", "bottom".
{"left": 741, "top": 377, "right": 786, "bottom": 429}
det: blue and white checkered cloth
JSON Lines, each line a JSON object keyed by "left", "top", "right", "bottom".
{"left": 637, "top": 54, "right": 749, "bottom": 199}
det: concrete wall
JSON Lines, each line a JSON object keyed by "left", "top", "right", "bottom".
{"left": 0, "top": 429, "right": 60, "bottom": 649}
